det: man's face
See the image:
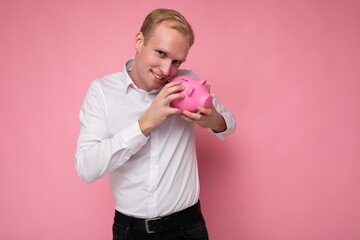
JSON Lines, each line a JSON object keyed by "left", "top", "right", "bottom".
{"left": 130, "top": 21, "right": 191, "bottom": 91}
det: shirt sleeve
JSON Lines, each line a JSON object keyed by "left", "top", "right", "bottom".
{"left": 75, "top": 81, "right": 148, "bottom": 183}
{"left": 209, "top": 93, "right": 236, "bottom": 140}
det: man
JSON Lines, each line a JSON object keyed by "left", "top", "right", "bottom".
{"left": 75, "top": 8, "right": 236, "bottom": 240}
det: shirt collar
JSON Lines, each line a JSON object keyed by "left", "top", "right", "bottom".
{"left": 122, "top": 59, "right": 161, "bottom": 94}
{"left": 122, "top": 59, "right": 136, "bottom": 94}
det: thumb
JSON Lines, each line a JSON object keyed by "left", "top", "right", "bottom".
{"left": 206, "top": 83, "right": 211, "bottom": 92}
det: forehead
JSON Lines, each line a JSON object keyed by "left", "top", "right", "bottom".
{"left": 147, "top": 22, "right": 190, "bottom": 59}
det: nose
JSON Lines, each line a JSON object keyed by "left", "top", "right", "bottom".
{"left": 160, "top": 60, "right": 172, "bottom": 76}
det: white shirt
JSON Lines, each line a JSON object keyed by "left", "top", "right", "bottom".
{"left": 75, "top": 59, "right": 236, "bottom": 218}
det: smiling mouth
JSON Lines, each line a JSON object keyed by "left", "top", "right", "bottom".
{"left": 151, "top": 70, "right": 165, "bottom": 81}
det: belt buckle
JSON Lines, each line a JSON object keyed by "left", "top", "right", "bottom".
{"left": 145, "top": 217, "right": 162, "bottom": 233}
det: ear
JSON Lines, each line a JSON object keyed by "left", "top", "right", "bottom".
{"left": 134, "top": 32, "right": 144, "bottom": 52}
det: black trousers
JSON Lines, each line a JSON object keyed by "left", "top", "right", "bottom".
{"left": 112, "top": 202, "right": 209, "bottom": 240}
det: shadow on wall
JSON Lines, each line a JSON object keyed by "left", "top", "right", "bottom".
{"left": 195, "top": 126, "right": 241, "bottom": 187}
{"left": 195, "top": 125, "right": 243, "bottom": 237}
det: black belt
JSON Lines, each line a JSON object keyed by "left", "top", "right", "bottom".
{"left": 114, "top": 201, "right": 204, "bottom": 233}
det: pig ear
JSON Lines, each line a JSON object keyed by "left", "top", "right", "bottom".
{"left": 187, "top": 88, "right": 195, "bottom": 96}
{"left": 200, "top": 79, "right": 207, "bottom": 86}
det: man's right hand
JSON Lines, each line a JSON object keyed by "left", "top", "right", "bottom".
{"left": 138, "top": 80, "right": 185, "bottom": 136}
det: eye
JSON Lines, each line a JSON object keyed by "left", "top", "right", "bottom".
{"left": 156, "top": 50, "right": 166, "bottom": 58}
{"left": 172, "top": 60, "right": 182, "bottom": 65}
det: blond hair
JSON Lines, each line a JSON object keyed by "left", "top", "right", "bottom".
{"left": 140, "top": 8, "right": 195, "bottom": 46}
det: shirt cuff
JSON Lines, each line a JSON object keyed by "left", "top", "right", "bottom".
{"left": 208, "top": 111, "right": 235, "bottom": 141}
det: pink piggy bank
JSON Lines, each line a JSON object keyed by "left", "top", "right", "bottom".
{"left": 169, "top": 75, "right": 212, "bottom": 112}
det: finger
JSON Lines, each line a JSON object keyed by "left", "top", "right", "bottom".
{"left": 180, "top": 114, "right": 194, "bottom": 123}
{"left": 206, "top": 83, "right": 211, "bottom": 92}
{"left": 163, "top": 82, "right": 185, "bottom": 97}
{"left": 197, "top": 107, "right": 212, "bottom": 115}
{"left": 164, "top": 80, "right": 183, "bottom": 89}
{"left": 182, "top": 110, "right": 202, "bottom": 120}
{"left": 168, "top": 107, "right": 182, "bottom": 115}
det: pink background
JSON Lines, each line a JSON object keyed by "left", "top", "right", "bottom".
{"left": 1, "top": 0, "right": 360, "bottom": 239}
